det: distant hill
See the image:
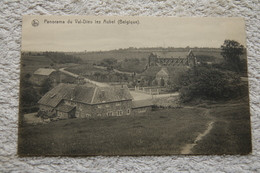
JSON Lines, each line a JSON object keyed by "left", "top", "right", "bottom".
{"left": 20, "top": 52, "right": 82, "bottom": 77}
{"left": 68, "top": 47, "right": 224, "bottom": 63}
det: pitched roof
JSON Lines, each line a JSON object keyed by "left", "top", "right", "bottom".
{"left": 38, "top": 83, "right": 75, "bottom": 107}
{"left": 56, "top": 104, "right": 75, "bottom": 113}
{"left": 141, "top": 66, "right": 189, "bottom": 78}
{"left": 132, "top": 100, "right": 153, "bottom": 109}
{"left": 156, "top": 68, "right": 169, "bottom": 76}
{"left": 91, "top": 85, "right": 133, "bottom": 104}
{"left": 38, "top": 83, "right": 132, "bottom": 107}
{"left": 34, "top": 68, "right": 56, "bottom": 76}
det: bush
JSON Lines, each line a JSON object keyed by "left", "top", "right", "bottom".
{"left": 179, "top": 66, "right": 246, "bottom": 102}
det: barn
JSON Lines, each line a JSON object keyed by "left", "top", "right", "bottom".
{"left": 38, "top": 83, "right": 134, "bottom": 119}
{"left": 31, "top": 68, "right": 58, "bottom": 86}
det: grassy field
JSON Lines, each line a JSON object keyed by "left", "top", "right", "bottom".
{"left": 65, "top": 64, "right": 105, "bottom": 75}
{"left": 18, "top": 107, "right": 210, "bottom": 156}
{"left": 20, "top": 55, "right": 53, "bottom": 77}
{"left": 71, "top": 48, "right": 224, "bottom": 62}
{"left": 192, "top": 102, "right": 252, "bottom": 155}
{"left": 18, "top": 100, "right": 251, "bottom": 156}
{"left": 20, "top": 55, "right": 79, "bottom": 77}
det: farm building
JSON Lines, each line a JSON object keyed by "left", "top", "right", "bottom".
{"left": 31, "top": 68, "right": 78, "bottom": 86}
{"left": 155, "top": 68, "right": 169, "bottom": 86}
{"left": 31, "top": 68, "right": 58, "bottom": 86}
{"left": 38, "top": 83, "right": 135, "bottom": 120}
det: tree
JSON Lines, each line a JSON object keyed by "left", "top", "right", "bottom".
{"left": 178, "top": 67, "right": 244, "bottom": 102}
{"left": 152, "top": 79, "right": 158, "bottom": 86}
{"left": 221, "top": 40, "right": 244, "bottom": 72}
{"left": 40, "top": 78, "right": 52, "bottom": 95}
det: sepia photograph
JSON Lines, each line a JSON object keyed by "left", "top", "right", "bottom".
{"left": 18, "top": 16, "right": 251, "bottom": 156}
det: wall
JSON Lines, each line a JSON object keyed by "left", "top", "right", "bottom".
{"left": 57, "top": 111, "right": 69, "bottom": 119}
{"left": 132, "top": 106, "right": 152, "bottom": 115}
{"left": 39, "top": 104, "right": 54, "bottom": 113}
{"left": 31, "top": 74, "right": 48, "bottom": 86}
{"left": 64, "top": 99, "right": 132, "bottom": 118}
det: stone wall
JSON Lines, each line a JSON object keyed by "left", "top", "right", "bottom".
{"left": 64, "top": 99, "right": 132, "bottom": 118}
{"left": 132, "top": 106, "right": 152, "bottom": 115}
{"left": 90, "top": 100, "right": 132, "bottom": 117}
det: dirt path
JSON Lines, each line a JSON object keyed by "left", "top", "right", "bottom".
{"left": 180, "top": 109, "right": 214, "bottom": 154}
{"left": 94, "top": 65, "right": 135, "bottom": 75}
{"left": 59, "top": 68, "right": 110, "bottom": 87}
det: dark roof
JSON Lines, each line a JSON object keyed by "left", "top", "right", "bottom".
{"left": 92, "top": 86, "right": 133, "bottom": 104}
{"left": 38, "top": 83, "right": 73, "bottom": 108}
{"left": 156, "top": 68, "right": 169, "bottom": 76}
{"left": 132, "top": 100, "right": 153, "bottom": 109}
{"left": 140, "top": 66, "right": 162, "bottom": 77}
{"left": 56, "top": 104, "right": 75, "bottom": 113}
{"left": 34, "top": 68, "right": 56, "bottom": 76}
{"left": 141, "top": 66, "right": 189, "bottom": 78}
{"left": 38, "top": 83, "right": 132, "bottom": 107}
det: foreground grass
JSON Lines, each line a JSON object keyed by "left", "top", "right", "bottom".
{"left": 18, "top": 100, "right": 252, "bottom": 156}
{"left": 18, "top": 108, "right": 210, "bottom": 156}
{"left": 192, "top": 102, "right": 252, "bottom": 155}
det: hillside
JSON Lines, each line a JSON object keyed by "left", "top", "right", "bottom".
{"left": 69, "top": 47, "right": 224, "bottom": 63}
{"left": 20, "top": 53, "right": 82, "bottom": 77}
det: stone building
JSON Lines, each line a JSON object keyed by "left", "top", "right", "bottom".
{"left": 31, "top": 68, "right": 58, "bottom": 86}
{"left": 141, "top": 50, "right": 197, "bottom": 87}
{"left": 148, "top": 50, "right": 197, "bottom": 67}
{"left": 38, "top": 83, "right": 133, "bottom": 119}
{"left": 155, "top": 68, "right": 169, "bottom": 86}
{"left": 32, "top": 68, "right": 78, "bottom": 86}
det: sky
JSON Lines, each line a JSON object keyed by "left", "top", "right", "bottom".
{"left": 22, "top": 16, "right": 246, "bottom": 52}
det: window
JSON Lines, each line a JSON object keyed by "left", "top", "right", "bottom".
{"left": 98, "top": 105, "right": 102, "bottom": 109}
{"left": 105, "top": 104, "right": 110, "bottom": 108}
{"left": 107, "top": 112, "right": 113, "bottom": 116}
{"left": 97, "top": 114, "right": 101, "bottom": 116}
{"left": 127, "top": 109, "right": 131, "bottom": 115}
{"left": 117, "top": 110, "right": 123, "bottom": 116}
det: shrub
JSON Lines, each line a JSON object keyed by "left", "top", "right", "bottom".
{"left": 179, "top": 66, "right": 245, "bottom": 102}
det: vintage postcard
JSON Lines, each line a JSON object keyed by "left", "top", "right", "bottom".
{"left": 18, "top": 16, "right": 251, "bottom": 156}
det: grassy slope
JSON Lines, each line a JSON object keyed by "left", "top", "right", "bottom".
{"left": 73, "top": 48, "right": 223, "bottom": 62}
{"left": 65, "top": 64, "right": 105, "bottom": 75}
{"left": 20, "top": 55, "right": 53, "bottom": 77}
{"left": 192, "top": 102, "right": 252, "bottom": 155}
{"left": 18, "top": 108, "right": 210, "bottom": 156}
{"left": 18, "top": 101, "right": 251, "bottom": 156}
{"left": 21, "top": 55, "right": 79, "bottom": 77}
